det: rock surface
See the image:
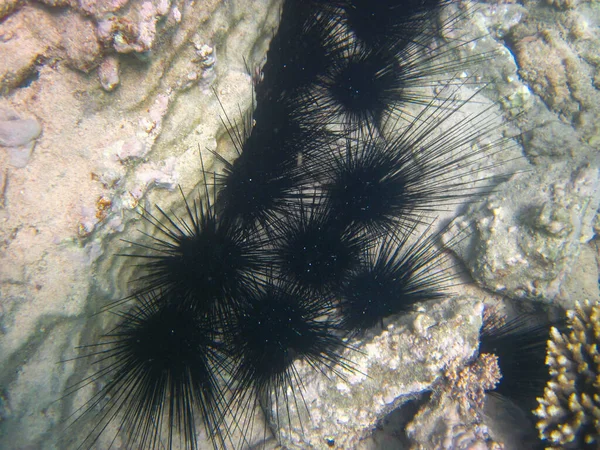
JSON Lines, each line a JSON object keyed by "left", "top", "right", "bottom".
{"left": 0, "top": 116, "right": 41, "bottom": 147}
{"left": 446, "top": 163, "right": 600, "bottom": 301}
{"left": 273, "top": 298, "right": 484, "bottom": 449}
{"left": 0, "top": 0, "right": 281, "bottom": 448}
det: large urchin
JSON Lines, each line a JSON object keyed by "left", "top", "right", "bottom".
{"left": 119, "top": 183, "right": 269, "bottom": 323}
{"left": 312, "top": 93, "right": 513, "bottom": 238}
{"left": 223, "top": 276, "right": 356, "bottom": 445}
{"left": 271, "top": 197, "right": 366, "bottom": 296}
{"left": 63, "top": 290, "right": 233, "bottom": 450}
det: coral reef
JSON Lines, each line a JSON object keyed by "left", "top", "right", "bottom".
{"left": 405, "top": 352, "right": 503, "bottom": 450}
{"left": 507, "top": 2, "right": 600, "bottom": 135}
{"left": 0, "top": 0, "right": 598, "bottom": 447}
{"left": 271, "top": 298, "right": 484, "bottom": 449}
{"left": 534, "top": 300, "right": 600, "bottom": 449}
{"left": 447, "top": 163, "right": 600, "bottom": 301}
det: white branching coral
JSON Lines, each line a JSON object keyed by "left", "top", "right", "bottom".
{"left": 534, "top": 300, "right": 600, "bottom": 449}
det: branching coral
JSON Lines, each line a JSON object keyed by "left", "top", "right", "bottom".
{"left": 534, "top": 300, "right": 600, "bottom": 449}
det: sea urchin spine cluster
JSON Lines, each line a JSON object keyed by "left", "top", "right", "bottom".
{"left": 62, "top": 0, "right": 520, "bottom": 448}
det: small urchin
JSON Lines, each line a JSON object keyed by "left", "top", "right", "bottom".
{"left": 337, "top": 221, "right": 459, "bottom": 335}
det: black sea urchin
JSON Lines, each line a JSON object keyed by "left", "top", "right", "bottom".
{"left": 295, "top": 39, "right": 487, "bottom": 132}
{"left": 335, "top": 0, "right": 451, "bottom": 54}
{"left": 255, "top": 0, "right": 345, "bottom": 102}
{"left": 224, "top": 276, "right": 355, "bottom": 445}
{"left": 288, "top": 0, "right": 491, "bottom": 132}
{"left": 311, "top": 92, "right": 512, "bottom": 237}
{"left": 337, "top": 221, "right": 458, "bottom": 334}
{"left": 479, "top": 307, "right": 560, "bottom": 413}
{"left": 272, "top": 197, "right": 366, "bottom": 296}
{"left": 119, "top": 182, "right": 268, "bottom": 323}
{"left": 212, "top": 100, "right": 330, "bottom": 231}
{"left": 64, "top": 291, "right": 232, "bottom": 450}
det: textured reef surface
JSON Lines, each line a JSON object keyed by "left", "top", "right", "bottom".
{"left": 0, "top": 0, "right": 598, "bottom": 449}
